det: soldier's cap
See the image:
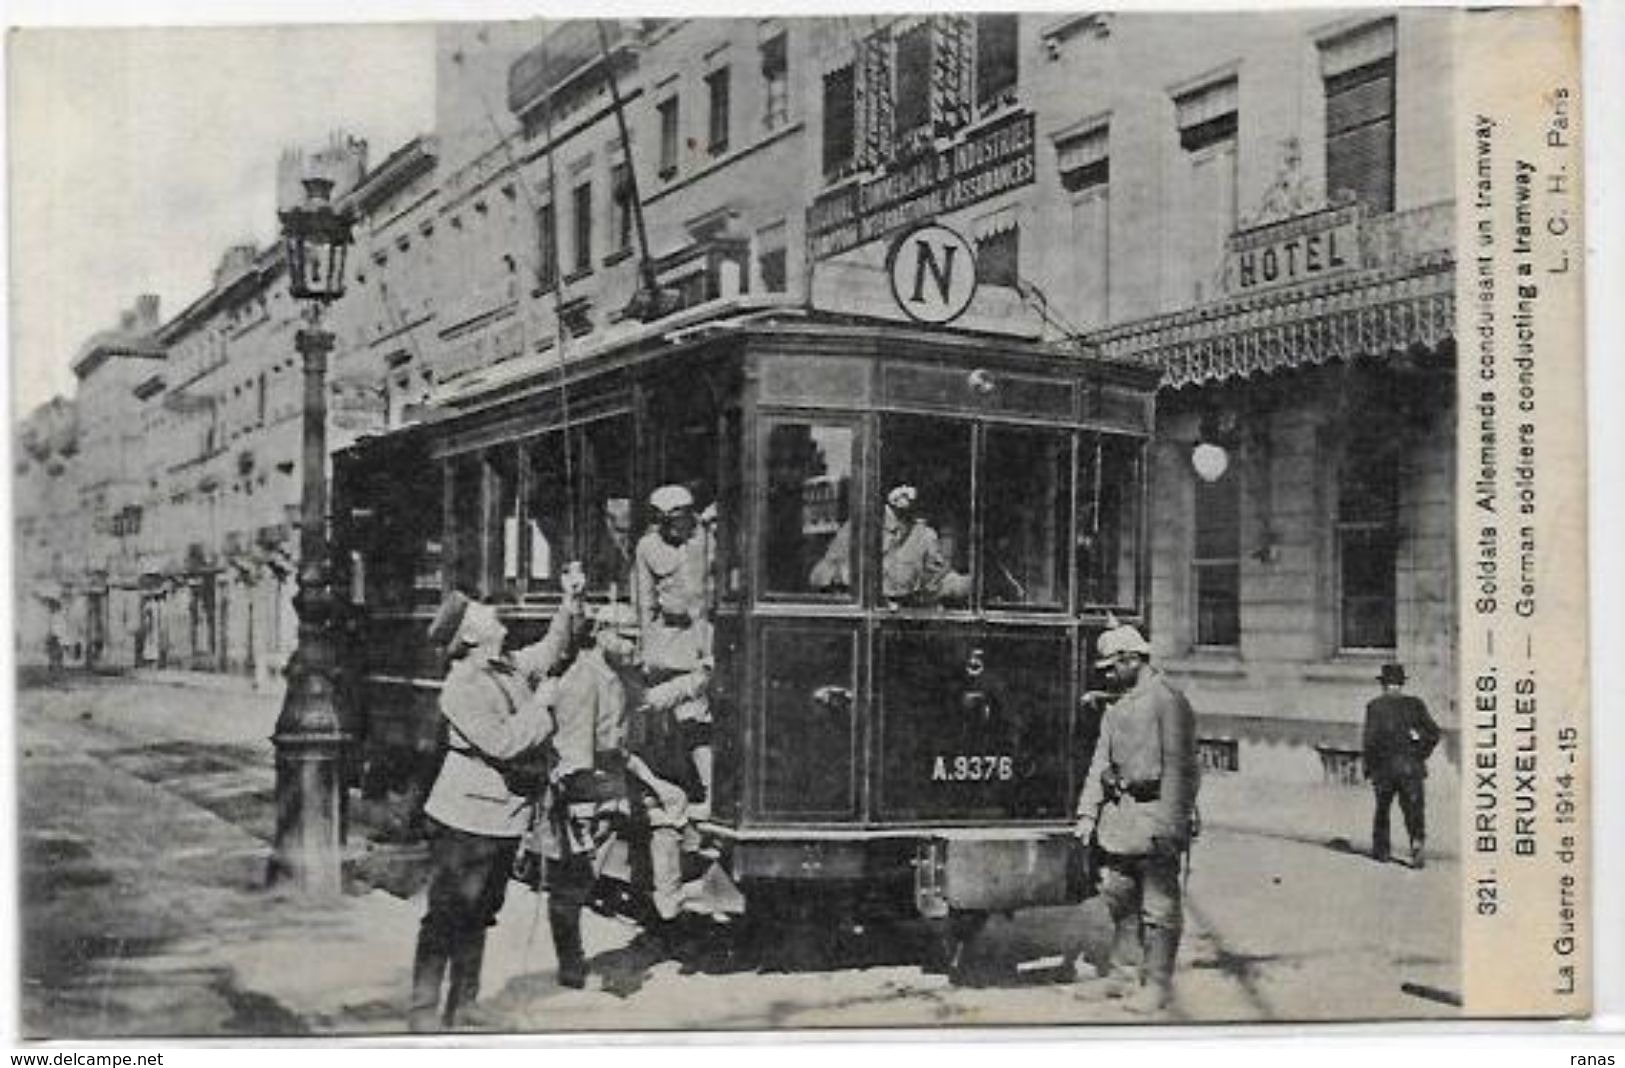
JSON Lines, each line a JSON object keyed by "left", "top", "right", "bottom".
{"left": 649, "top": 484, "right": 695, "bottom": 514}
{"left": 1378, "top": 663, "right": 1407, "bottom": 685}
{"left": 1094, "top": 624, "right": 1151, "bottom": 667}
{"left": 886, "top": 484, "right": 918, "bottom": 511}
{"left": 427, "top": 590, "right": 471, "bottom": 647}
{"left": 593, "top": 601, "right": 641, "bottom": 635}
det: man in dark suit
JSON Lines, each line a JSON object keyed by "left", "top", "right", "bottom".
{"left": 1362, "top": 663, "right": 1442, "bottom": 868}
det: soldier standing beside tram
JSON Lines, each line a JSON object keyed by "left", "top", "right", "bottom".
{"left": 1073, "top": 624, "right": 1200, "bottom": 1014}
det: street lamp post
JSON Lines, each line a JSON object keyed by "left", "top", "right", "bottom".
{"left": 270, "top": 175, "right": 354, "bottom": 895}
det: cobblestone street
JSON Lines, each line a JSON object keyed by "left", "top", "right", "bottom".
{"left": 16, "top": 672, "right": 1460, "bottom": 1037}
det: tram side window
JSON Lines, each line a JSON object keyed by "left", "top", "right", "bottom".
{"left": 983, "top": 427, "right": 1070, "bottom": 609}
{"left": 524, "top": 431, "right": 572, "bottom": 592}
{"left": 1078, "top": 433, "right": 1142, "bottom": 610}
{"left": 879, "top": 415, "right": 972, "bottom": 608}
{"left": 766, "top": 422, "right": 855, "bottom": 598}
{"left": 647, "top": 377, "right": 741, "bottom": 602}
{"left": 447, "top": 455, "right": 483, "bottom": 597}
{"left": 578, "top": 416, "right": 636, "bottom": 598}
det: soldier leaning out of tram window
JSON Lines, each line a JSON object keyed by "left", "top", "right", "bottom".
{"left": 632, "top": 484, "right": 716, "bottom": 816}
{"left": 411, "top": 573, "right": 585, "bottom": 1031}
{"left": 881, "top": 484, "right": 972, "bottom": 607}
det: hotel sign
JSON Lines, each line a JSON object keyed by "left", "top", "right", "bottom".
{"left": 808, "top": 110, "right": 1037, "bottom": 261}
{"left": 1223, "top": 204, "right": 1362, "bottom": 295}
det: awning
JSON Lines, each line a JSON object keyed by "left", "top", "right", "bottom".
{"left": 1087, "top": 259, "right": 1453, "bottom": 390}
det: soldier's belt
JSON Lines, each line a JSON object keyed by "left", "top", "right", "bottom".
{"left": 1121, "top": 780, "right": 1161, "bottom": 802}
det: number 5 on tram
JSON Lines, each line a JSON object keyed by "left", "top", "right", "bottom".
{"left": 332, "top": 307, "right": 1157, "bottom": 956}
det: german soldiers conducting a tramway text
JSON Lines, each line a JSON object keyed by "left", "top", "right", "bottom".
{"left": 1362, "top": 662, "right": 1442, "bottom": 869}
{"left": 411, "top": 573, "right": 585, "bottom": 1031}
{"left": 1073, "top": 623, "right": 1200, "bottom": 1014}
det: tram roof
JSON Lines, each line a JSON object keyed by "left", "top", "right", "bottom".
{"left": 344, "top": 294, "right": 1156, "bottom": 451}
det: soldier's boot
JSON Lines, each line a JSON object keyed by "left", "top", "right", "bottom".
{"left": 1410, "top": 838, "right": 1426, "bottom": 870}
{"left": 442, "top": 932, "right": 487, "bottom": 1028}
{"left": 408, "top": 933, "right": 448, "bottom": 1033}
{"left": 548, "top": 903, "right": 589, "bottom": 989}
{"left": 1078, "top": 914, "right": 1140, "bottom": 999}
{"left": 649, "top": 826, "right": 688, "bottom": 922}
{"left": 1123, "top": 924, "right": 1179, "bottom": 1015}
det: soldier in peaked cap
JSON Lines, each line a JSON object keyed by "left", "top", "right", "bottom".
{"left": 410, "top": 570, "right": 585, "bottom": 1031}
{"left": 1073, "top": 623, "right": 1199, "bottom": 1014}
{"left": 1362, "top": 663, "right": 1441, "bottom": 868}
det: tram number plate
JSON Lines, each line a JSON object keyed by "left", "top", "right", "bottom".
{"left": 931, "top": 754, "right": 1015, "bottom": 783}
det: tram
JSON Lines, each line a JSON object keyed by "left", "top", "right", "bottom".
{"left": 333, "top": 298, "right": 1158, "bottom": 953}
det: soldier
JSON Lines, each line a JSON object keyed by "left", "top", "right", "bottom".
{"left": 632, "top": 484, "right": 715, "bottom": 817}
{"left": 1073, "top": 624, "right": 1199, "bottom": 1014}
{"left": 1362, "top": 663, "right": 1441, "bottom": 868}
{"left": 540, "top": 601, "right": 643, "bottom": 990}
{"left": 410, "top": 573, "right": 584, "bottom": 1031}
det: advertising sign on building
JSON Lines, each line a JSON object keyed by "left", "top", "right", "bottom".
{"left": 808, "top": 110, "right": 1037, "bottom": 261}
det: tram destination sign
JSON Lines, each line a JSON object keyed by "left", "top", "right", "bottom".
{"left": 808, "top": 110, "right": 1037, "bottom": 261}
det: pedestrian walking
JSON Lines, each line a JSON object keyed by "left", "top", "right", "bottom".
{"left": 409, "top": 577, "right": 583, "bottom": 1032}
{"left": 1362, "top": 663, "right": 1441, "bottom": 868}
{"left": 1073, "top": 624, "right": 1199, "bottom": 1014}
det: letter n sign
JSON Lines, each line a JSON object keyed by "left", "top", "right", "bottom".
{"left": 888, "top": 223, "right": 978, "bottom": 325}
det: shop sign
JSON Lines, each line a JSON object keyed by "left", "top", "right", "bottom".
{"left": 808, "top": 110, "right": 1036, "bottom": 261}
{"left": 1223, "top": 204, "right": 1361, "bottom": 295}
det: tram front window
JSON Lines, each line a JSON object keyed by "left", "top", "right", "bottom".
{"left": 983, "top": 428, "right": 1070, "bottom": 609}
{"left": 525, "top": 431, "right": 571, "bottom": 589}
{"left": 765, "top": 422, "right": 854, "bottom": 597}
{"left": 879, "top": 415, "right": 972, "bottom": 608}
{"left": 1079, "top": 433, "right": 1142, "bottom": 610}
{"left": 578, "top": 416, "right": 635, "bottom": 596}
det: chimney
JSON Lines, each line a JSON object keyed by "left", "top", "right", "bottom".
{"left": 135, "top": 294, "right": 160, "bottom": 329}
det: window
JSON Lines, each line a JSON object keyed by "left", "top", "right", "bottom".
{"left": 894, "top": 24, "right": 932, "bottom": 141}
{"left": 1079, "top": 433, "right": 1141, "bottom": 609}
{"left": 610, "top": 162, "right": 633, "bottom": 254}
{"left": 1170, "top": 77, "right": 1238, "bottom": 305}
{"left": 975, "top": 14, "right": 1017, "bottom": 107}
{"left": 765, "top": 422, "right": 855, "bottom": 598}
{"left": 658, "top": 96, "right": 680, "bottom": 179}
{"left": 1192, "top": 470, "right": 1240, "bottom": 647}
{"left": 879, "top": 415, "right": 972, "bottom": 607}
{"left": 524, "top": 431, "right": 573, "bottom": 594}
{"left": 706, "top": 67, "right": 731, "bottom": 156}
{"left": 1337, "top": 445, "right": 1399, "bottom": 649}
{"left": 536, "top": 202, "right": 558, "bottom": 292}
{"left": 486, "top": 447, "right": 521, "bottom": 601}
{"left": 578, "top": 417, "right": 635, "bottom": 597}
{"left": 757, "top": 221, "right": 787, "bottom": 293}
{"left": 1322, "top": 21, "right": 1396, "bottom": 213}
{"left": 822, "top": 65, "right": 856, "bottom": 177}
{"left": 760, "top": 31, "right": 789, "bottom": 130}
{"left": 571, "top": 181, "right": 592, "bottom": 275}
{"left": 983, "top": 428, "right": 1069, "bottom": 608}
{"left": 975, "top": 224, "right": 1019, "bottom": 288}
{"left": 1058, "top": 124, "right": 1110, "bottom": 327}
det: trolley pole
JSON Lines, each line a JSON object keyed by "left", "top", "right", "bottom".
{"left": 270, "top": 324, "right": 348, "bottom": 895}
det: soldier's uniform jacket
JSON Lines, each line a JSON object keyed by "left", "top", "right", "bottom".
{"left": 1077, "top": 667, "right": 1199, "bottom": 856}
{"left": 881, "top": 516, "right": 949, "bottom": 602}
{"left": 1362, "top": 693, "right": 1441, "bottom": 783}
{"left": 424, "top": 604, "right": 575, "bottom": 839}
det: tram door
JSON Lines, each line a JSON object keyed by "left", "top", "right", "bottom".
{"left": 873, "top": 414, "right": 1078, "bottom": 825}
